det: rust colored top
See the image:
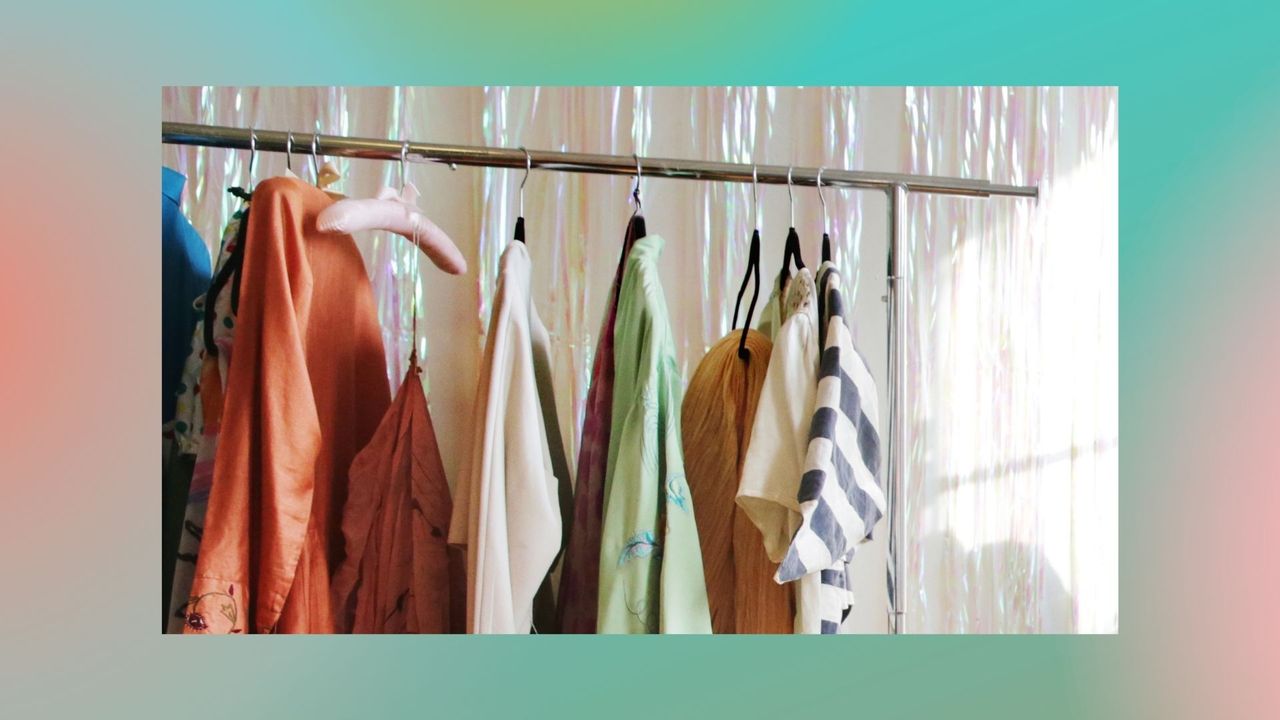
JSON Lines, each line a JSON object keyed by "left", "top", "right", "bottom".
{"left": 185, "top": 177, "right": 390, "bottom": 634}
{"left": 330, "top": 364, "right": 465, "bottom": 633}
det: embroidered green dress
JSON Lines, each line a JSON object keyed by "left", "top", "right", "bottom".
{"left": 597, "top": 234, "right": 712, "bottom": 634}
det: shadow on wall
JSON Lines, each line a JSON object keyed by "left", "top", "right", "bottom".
{"left": 915, "top": 532, "right": 1074, "bottom": 634}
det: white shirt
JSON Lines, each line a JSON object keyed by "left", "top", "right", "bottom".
{"left": 449, "top": 242, "right": 568, "bottom": 633}
{"left": 736, "top": 268, "right": 824, "bottom": 633}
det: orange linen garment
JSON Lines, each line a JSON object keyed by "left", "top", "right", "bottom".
{"left": 681, "top": 330, "right": 794, "bottom": 633}
{"left": 330, "top": 362, "right": 464, "bottom": 633}
{"left": 184, "top": 177, "right": 391, "bottom": 634}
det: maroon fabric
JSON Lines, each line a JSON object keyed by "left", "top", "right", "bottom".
{"left": 556, "top": 217, "right": 643, "bottom": 633}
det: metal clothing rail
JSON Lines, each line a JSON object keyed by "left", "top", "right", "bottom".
{"left": 162, "top": 122, "right": 1037, "bottom": 199}
{"left": 161, "top": 121, "right": 1040, "bottom": 635}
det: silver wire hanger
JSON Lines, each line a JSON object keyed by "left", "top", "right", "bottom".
{"left": 632, "top": 153, "right": 643, "bottom": 215}
{"left": 817, "top": 167, "right": 832, "bottom": 263}
{"left": 285, "top": 131, "right": 294, "bottom": 175}
{"left": 310, "top": 132, "right": 321, "bottom": 187}
{"left": 732, "top": 163, "right": 763, "bottom": 360}
{"left": 247, "top": 127, "right": 257, "bottom": 189}
{"left": 779, "top": 165, "right": 805, "bottom": 291}
{"left": 400, "top": 140, "right": 410, "bottom": 191}
{"left": 401, "top": 139, "right": 422, "bottom": 369}
{"left": 627, "top": 152, "right": 647, "bottom": 238}
{"left": 788, "top": 165, "right": 796, "bottom": 228}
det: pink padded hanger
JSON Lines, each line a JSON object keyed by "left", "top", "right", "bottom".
{"left": 315, "top": 142, "right": 467, "bottom": 275}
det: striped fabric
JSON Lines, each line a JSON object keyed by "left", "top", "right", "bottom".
{"left": 775, "top": 264, "right": 885, "bottom": 633}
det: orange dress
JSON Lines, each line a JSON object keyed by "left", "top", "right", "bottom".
{"left": 682, "top": 330, "right": 794, "bottom": 633}
{"left": 184, "top": 177, "right": 391, "bottom": 634}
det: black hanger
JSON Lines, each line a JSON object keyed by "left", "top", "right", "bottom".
{"left": 628, "top": 153, "right": 646, "bottom": 240}
{"left": 514, "top": 148, "right": 530, "bottom": 243}
{"left": 779, "top": 226, "right": 806, "bottom": 292}
{"left": 778, "top": 168, "right": 805, "bottom": 292}
{"left": 732, "top": 229, "right": 762, "bottom": 360}
{"left": 818, "top": 167, "right": 832, "bottom": 263}
{"left": 731, "top": 165, "right": 763, "bottom": 360}
{"left": 203, "top": 187, "right": 252, "bottom": 357}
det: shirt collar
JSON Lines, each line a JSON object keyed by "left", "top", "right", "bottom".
{"left": 162, "top": 167, "right": 186, "bottom": 204}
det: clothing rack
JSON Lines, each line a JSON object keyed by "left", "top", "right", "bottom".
{"left": 161, "top": 121, "right": 1040, "bottom": 635}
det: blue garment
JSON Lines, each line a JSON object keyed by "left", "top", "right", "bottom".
{"left": 162, "top": 167, "right": 212, "bottom": 423}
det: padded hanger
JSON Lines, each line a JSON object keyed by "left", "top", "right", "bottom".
{"left": 315, "top": 141, "right": 466, "bottom": 275}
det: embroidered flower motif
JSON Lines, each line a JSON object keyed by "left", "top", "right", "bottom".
{"left": 665, "top": 471, "right": 689, "bottom": 511}
{"left": 184, "top": 590, "right": 239, "bottom": 633}
{"left": 618, "top": 531, "right": 660, "bottom": 566}
{"left": 623, "top": 587, "right": 657, "bottom": 633}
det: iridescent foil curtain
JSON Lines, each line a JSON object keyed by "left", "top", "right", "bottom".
{"left": 901, "top": 87, "right": 1118, "bottom": 633}
{"left": 160, "top": 86, "right": 1115, "bottom": 634}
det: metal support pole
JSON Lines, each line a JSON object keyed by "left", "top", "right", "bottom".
{"left": 885, "top": 184, "right": 907, "bottom": 635}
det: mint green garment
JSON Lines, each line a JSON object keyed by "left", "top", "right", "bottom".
{"left": 597, "top": 234, "right": 712, "bottom": 634}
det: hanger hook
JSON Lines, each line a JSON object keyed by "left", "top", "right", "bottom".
{"left": 752, "top": 164, "right": 759, "bottom": 229}
{"left": 400, "top": 141, "right": 409, "bottom": 191}
{"left": 285, "top": 131, "right": 294, "bottom": 172}
{"left": 787, "top": 166, "right": 795, "bottom": 228}
{"left": 247, "top": 127, "right": 257, "bottom": 187}
{"left": 816, "top": 167, "right": 828, "bottom": 230}
{"left": 632, "top": 153, "right": 643, "bottom": 211}
{"left": 310, "top": 132, "right": 320, "bottom": 187}
{"left": 519, "top": 144, "right": 529, "bottom": 213}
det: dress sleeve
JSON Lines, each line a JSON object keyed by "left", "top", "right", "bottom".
{"left": 184, "top": 184, "right": 321, "bottom": 634}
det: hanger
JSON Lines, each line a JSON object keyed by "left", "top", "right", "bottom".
{"left": 817, "top": 167, "right": 832, "bottom": 263}
{"left": 204, "top": 129, "right": 261, "bottom": 355}
{"left": 317, "top": 161, "right": 342, "bottom": 189}
{"left": 309, "top": 132, "right": 345, "bottom": 199}
{"left": 731, "top": 164, "right": 763, "bottom": 360}
{"left": 226, "top": 127, "right": 257, "bottom": 202}
{"left": 284, "top": 131, "right": 300, "bottom": 179}
{"left": 246, "top": 127, "right": 257, "bottom": 190}
{"left": 629, "top": 152, "right": 646, "bottom": 239}
{"left": 315, "top": 140, "right": 467, "bottom": 275}
{"left": 778, "top": 166, "right": 806, "bottom": 292}
{"left": 309, "top": 133, "right": 321, "bottom": 186}
{"left": 514, "top": 147, "right": 529, "bottom": 243}
{"left": 403, "top": 145, "right": 424, "bottom": 370}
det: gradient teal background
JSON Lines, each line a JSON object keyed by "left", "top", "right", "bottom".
{"left": 1, "top": 1, "right": 1275, "bottom": 717}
